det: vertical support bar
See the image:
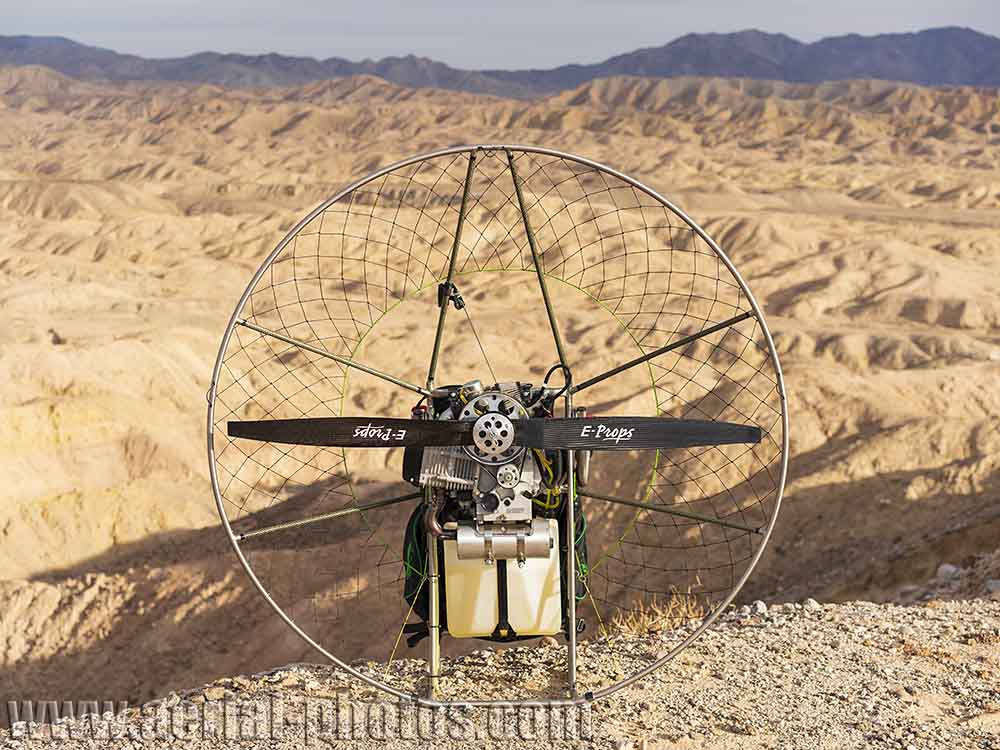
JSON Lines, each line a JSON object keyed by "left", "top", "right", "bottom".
{"left": 563, "top": 391, "right": 578, "bottom": 697}
{"left": 427, "top": 151, "right": 479, "bottom": 390}
{"left": 506, "top": 149, "right": 569, "bottom": 369}
{"left": 425, "top": 490, "right": 441, "bottom": 697}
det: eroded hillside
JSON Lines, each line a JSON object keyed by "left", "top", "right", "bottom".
{"left": 1, "top": 66, "right": 998, "bottom": 713}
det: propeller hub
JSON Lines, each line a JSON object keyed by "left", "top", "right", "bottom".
{"left": 459, "top": 390, "right": 527, "bottom": 465}
{"left": 471, "top": 412, "right": 515, "bottom": 459}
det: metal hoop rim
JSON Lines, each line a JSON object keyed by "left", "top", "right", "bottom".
{"left": 206, "top": 143, "right": 789, "bottom": 707}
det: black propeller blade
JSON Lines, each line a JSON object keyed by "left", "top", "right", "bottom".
{"left": 227, "top": 417, "right": 472, "bottom": 448}
{"left": 515, "top": 416, "right": 762, "bottom": 451}
{"left": 228, "top": 415, "right": 761, "bottom": 451}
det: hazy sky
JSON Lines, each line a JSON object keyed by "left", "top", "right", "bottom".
{"left": 4, "top": 1, "right": 997, "bottom": 69}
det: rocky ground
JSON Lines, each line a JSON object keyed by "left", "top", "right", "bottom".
{"left": 4, "top": 599, "right": 999, "bottom": 749}
{"left": 904, "top": 555, "right": 1000, "bottom": 604}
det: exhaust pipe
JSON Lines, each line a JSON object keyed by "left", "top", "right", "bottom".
{"left": 423, "top": 493, "right": 457, "bottom": 540}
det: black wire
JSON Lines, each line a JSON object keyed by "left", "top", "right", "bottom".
{"left": 542, "top": 363, "right": 572, "bottom": 401}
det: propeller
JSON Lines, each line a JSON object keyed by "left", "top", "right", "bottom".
{"left": 227, "top": 417, "right": 472, "bottom": 448}
{"left": 517, "top": 416, "right": 761, "bottom": 450}
{"left": 228, "top": 416, "right": 761, "bottom": 451}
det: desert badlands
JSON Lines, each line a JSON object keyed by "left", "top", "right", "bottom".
{"left": 0, "top": 66, "right": 999, "bottom": 746}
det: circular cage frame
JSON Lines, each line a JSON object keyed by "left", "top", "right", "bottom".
{"left": 207, "top": 144, "right": 789, "bottom": 707}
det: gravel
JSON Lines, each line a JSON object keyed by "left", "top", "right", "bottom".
{"left": 4, "top": 599, "right": 999, "bottom": 749}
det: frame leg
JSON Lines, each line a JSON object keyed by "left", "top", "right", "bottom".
{"left": 564, "top": 392, "right": 578, "bottom": 697}
{"left": 426, "top": 528, "right": 442, "bottom": 697}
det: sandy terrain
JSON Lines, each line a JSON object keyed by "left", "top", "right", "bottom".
{"left": 1, "top": 65, "right": 999, "bottom": 722}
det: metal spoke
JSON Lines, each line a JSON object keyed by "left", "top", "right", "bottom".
{"left": 427, "top": 151, "right": 478, "bottom": 390}
{"left": 237, "top": 319, "right": 430, "bottom": 396}
{"left": 507, "top": 149, "right": 569, "bottom": 369}
{"left": 580, "top": 489, "right": 762, "bottom": 535}
{"left": 236, "top": 491, "right": 422, "bottom": 542}
{"left": 572, "top": 311, "right": 755, "bottom": 394}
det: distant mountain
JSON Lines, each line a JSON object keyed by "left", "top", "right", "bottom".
{"left": 1, "top": 27, "right": 998, "bottom": 96}
{"left": 482, "top": 30, "right": 803, "bottom": 92}
{"left": 484, "top": 28, "right": 1000, "bottom": 92}
{"left": 0, "top": 35, "right": 536, "bottom": 97}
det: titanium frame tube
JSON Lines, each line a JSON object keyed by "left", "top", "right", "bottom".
{"left": 425, "top": 488, "right": 442, "bottom": 697}
{"left": 508, "top": 145, "right": 577, "bottom": 695}
{"left": 564, "top": 391, "right": 578, "bottom": 697}
{"left": 579, "top": 490, "right": 762, "bottom": 535}
{"left": 507, "top": 149, "right": 569, "bottom": 370}
{"left": 572, "top": 310, "right": 754, "bottom": 394}
{"left": 424, "top": 149, "right": 537, "bottom": 699}
{"left": 426, "top": 151, "right": 478, "bottom": 390}
{"left": 236, "top": 491, "right": 422, "bottom": 542}
{"left": 237, "top": 319, "right": 429, "bottom": 397}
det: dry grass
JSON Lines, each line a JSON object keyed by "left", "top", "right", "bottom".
{"left": 610, "top": 591, "right": 706, "bottom": 635}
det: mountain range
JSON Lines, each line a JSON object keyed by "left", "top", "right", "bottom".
{"left": 1, "top": 26, "right": 999, "bottom": 95}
